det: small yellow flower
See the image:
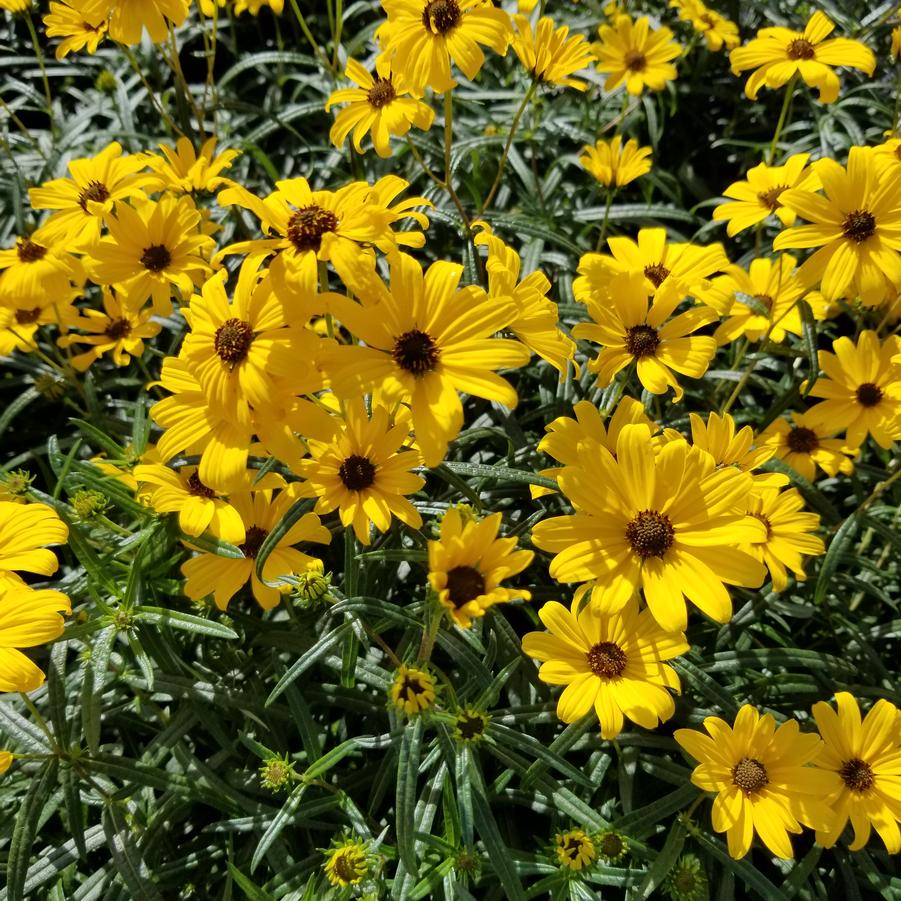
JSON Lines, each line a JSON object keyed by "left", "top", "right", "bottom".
{"left": 511, "top": 15, "right": 595, "bottom": 91}
{"left": 390, "top": 664, "right": 436, "bottom": 715}
{"left": 758, "top": 412, "right": 857, "bottom": 483}
{"left": 553, "top": 829, "right": 596, "bottom": 871}
{"left": 892, "top": 25, "right": 901, "bottom": 61}
{"left": 323, "top": 838, "right": 370, "bottom": 887}
{"left": 593, "top": 15, "right": 681, "bottom": 95}
{"left": 454, "top": 708, "right": 490, "bottom": 743}
{"left": 671, "top": 0, "right": 738, "bottom": 52}
{"left": 42, "top": 0, "right": 107, "bottom": 59}
{"left": 579, "top": 135, "right": 652, "bottom": 188}
{"left": 0, "top": 750, "right": 12, "bottom": 775}
{"left": 145, "top": 137, "right": 240, "bottom": 194}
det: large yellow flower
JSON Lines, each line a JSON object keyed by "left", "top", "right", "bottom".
{"left": 729, "top": 11, "right": 875, "bottom": 103}
{"left": 0, "top": 294, "right": 79, "bottom": 357}
{"left": 325, "top": 253, "right": 530, "bottom": 466}
{"left": 42, "top": 0, "right": 107, "bottom": 60}
{"left": 811, "top": 692, "right": 901, "bottom": 854}
{"left": 78, "top": 0, "right": 189, "bottom": 45}
{"left": 0, "top": 226, "right": 85, "bottom": 309}
{"left": 376, "top": 0, "right": 513, "bottom": 96}
{"left": 531, "top": 424, "right": 766, "bottom": 631}
{"left": 758, "top": 412, "right": 856, "bottom": 482}
{"left": 0, "top": 583, "right": 71, "bottom": 693}
{"left": 0, "top": 501, "right": 69, "bottom": 589}
{"left": 427, "top": 506, "right": 533, "bottom": 628}
{"left": 579, "top": 135, "right": 652, "bottom": 189}
{"left": 592, "top": 15, "right": 681, "bottom": 96}
{"left": 511, "top": 14, "right": 595, "bottom": 91}
{"left": 674, "top": 705, "right": 833, "bottom": 859}
{"left": 326, "top": 59, "right": 435, "bottom": 159}
{"left": 522, "top": 595, "right": 688, "bottom": 739}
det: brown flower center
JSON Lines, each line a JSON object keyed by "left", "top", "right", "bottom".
{"left": 698, "top": 12, "right": 716, "bottom": 29}
{"left": 240, "top": 525, "right": 268, "bottom": 559}
{"left": 732, "top": 756, "right": 768, "bottom": 794}
{"left": 624, "top": 324, "right": 660, "bottom": 358}
{"left": 332, "top": 851, "right": 364, "bottom": 884}
{"left": 14, "top": 307, "right": 41, "bottom": 324}
{"left": 339, "top": 454, "right": 377, "bottom": 491}
{"left": 104, "top": 317, "right": 132, "bottom": 340}
{"left": 786, "top": 38, "right": 816, "bottom": 60}
{"left": 456, "top": 712, "right": 486, "bottom": 740}
{"left": 624, "top": 50, "right": 647, "bottom": 72}
{"left": 392, "top": 328, "right": 440, "bottom": 375}
{"left": 140, "top": 244, "right": 171, "bottom": 272}
{"left": 399, "top": 674, "right": 428, "bottom": 699}
{"left": 626, "top": 509, "right": 674, "bottom": 559}
{"left": 368, "top": 76, "right": 397, "bottom": 109}
{"left": 839, "top": 757, "right": 875, "bottom": 793}
{"left": 786, "top": 426, "right": 819, "bottom": 453}
{"left": 757, "top": 185, "right": 788, "bottom": 211}
{"left": 214, "top": 317, "right": 254, "bottom": 365}
{"left": 422, "top": 0, "right": 461, "bottom": 34}
{"left": 16, "top": 239, "right": 47, "bottom": 263}
{"left": 445, "top": 565, "right": 486, "bottom": 607}
{"left": 187, "top": 471, "right": 216, "bottom": 498}
{"left": 753, "top": 293, "right": 774, "bottom": 313}
{"left": 856, "top": 382, "right": 883, "bottom": 407}
{"left": 842, "top": 209, "right": 876, "bottom": 243}
{"left": 751, "top": 512, "right": 774, "bottom": 541}
{"left": 287, "top": 205, "right": 339, "bottom": 253}
{"left": 586, "top": 641, "right": 627, "bottom": 678}
{"left": 643, "top": 262, "right": 670, "bottom": 287}
{"left": 78, "top": 180, "right": 111, "bottom": 212}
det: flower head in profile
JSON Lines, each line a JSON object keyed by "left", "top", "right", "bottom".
{"left": 522, "top": 595, "right": 688, "bottom": 738}
{"left": 579, "top": 136, "right": 652, "bottom": 189}
{"left": 729, "top": 11, "right": 875, "bottom": 102}
{"left": 671, "top": 0, "right": 738, "bottom": 52}
{"left": 428, "top": 506, "right": 533, "bottom": 628}
{"left": 758, "top": 412, "right": 856, "bottom": 482}
{"left": 592, "top": 15, "right": 681, "bottom": 96}
{"left": 712, "top": 153, "right": 819, "bottom": 237}
{"left": 376, "top": 0, "right": 513, "bottom": 96}
{"left": 77, "top": 0, "right": 189, "bottom": 45}
{"left": 0, "top": 500, "right": 69, "bottom": 589}
{"left": 145, "top": 137, "right": 240, "bottom": 194}
{"left": 43, "top": 0, "right": 107, "bottom": 59}
{"left": 323, "top": 837, "right": 371, "bottom": 887}
{"left": 511, "top": 14, "right": 595, "bottom": 91}
{"left": 553, "top": 829, "right": 596, "bottom": 871}
{"left": 811, "top": 692, "right": 901, "bottom": 855}
{"left": 390, "top": 664, "right": 436, "bottom": 715}
{"left": 674, "top": 705, "right": 833, "bottom": 859}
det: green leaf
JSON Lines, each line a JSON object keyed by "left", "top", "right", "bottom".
{"left": 265, "top": 621, "right": 352, "bottom": 706}
{"left": 251, "top": 783, "right": 307, "bottom": 873}
{"left": 228, "top": 863, "right": 278, "bottom": 901}
{"left": 396, "top": 717, "right": 425, "bottom": 877}
{"left": 632, "top": 818, "right": 685, "bottom": 900}
{"left": 102, "top": 803, "right": 164, "bottom": 901}
{"left": 814, "top": 511, "right": 862, "bottom": 605}
{"left": 136, "top": 606, "right": 239, "bottom": 640}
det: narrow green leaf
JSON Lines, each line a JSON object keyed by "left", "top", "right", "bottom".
{"left": 228, "top": 863, "right": 278, "bottom": 901}
{"left": 396, "top": 717, "right": 424, "bottom": 876}
{"left": 251, "top": 783, "right": 307, "bottom": 873}
{"left": 814, "top": 512, "right": 861, "bottom": 604}
{"left": 136, "top": 606, "right": 239, "bottom": 640}
{"left": 265, "top": 621, "right": 351, "bottom": 706}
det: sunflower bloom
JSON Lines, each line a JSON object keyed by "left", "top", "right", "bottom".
{"left": 712, "top": 153, "right": 819, "bottom": 237}
{"left": 43, "top": 0, "right": 107, "bottom": 59}
{"left": 522, "top": 595, "right": 688, "bottom": 738}
{"left": 671, "top": 0, "right": 738, "bottom": 52}
{"left": 145, "top": 137, "right": 240, "bottom": 194}
{"left": 579, "top": 136, "right": 652, "bottom": 189}
{"left": 811, "top": 692, "right": 901, "bottom": 854}
{"left": 0, "top": 501, "right": 69, "bottom": 588}
{"left": 758, "top": 412, "right": 856, "bottom": 482}
{"left": 390, "top": 664, "right": 436, "bottom": 715}
{"left": 511, "top": 15, "right": 595, "bottom": 91}
{"left": 592, "top": 15, "right": 681, "bottom": 96}
{"left": 0, "top": 295, "right": 79, "bottom": 356}
{"left": 572, "top": 271, "right": 718, "bottom": 402}
{"left": 531, "top": 425, "right": 766, "bottom": 630}
{"left": 376, "top": 0, "right": 513, "bottom": 96}
{"left": 77, "top": 0, "right": 189, "bottom": 45}
{"left": 0, "top": 227, "right": 85, "bottom": 309}
{"left": 0, "top": 584, "right": 71, "bottom": 693}
{"left": 325, "top": 253, "right": 530, "bottom": 466}
{"left": 326, "top": 59, "right": 435, "bottom": 159}
{"left": 428, "top": 506, "right": 533, "bottom": 628}
{"left": 805, "top": 331, "right": 901, "bottom": 449}
{"left": 729, "top": 11, "right": 876, "bottom": 103}
{"left": 674, "top": 705, "right": 833, "bottom": 859}
{"left": 553, "top": 829, "right": 596, "bottom": 871}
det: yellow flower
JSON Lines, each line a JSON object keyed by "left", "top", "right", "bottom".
{"left": 0, "top": 0, "right": 30, "bottom": 11}
{"left": 390, "top": 664, "right": 436, "bottom": 715}
{"left": 42, "top": 0, "right": 107, "bottom": 59}
{"left": 711, "top": 153, "right": 819, "bottom": 237}
{"left": 553, "top": 829, "right": 596, "bottom": 871}
{"left": 326, "top": 59, "right": 435, "bottom": 159}
{"left": 376, "top": 0, "right": 513, "bottom": 97}
{"left": 323, "top": 838, "right": 370, "bottom": 887}
{"left": 671, "top": 0, "right": 738, "bottom": 52}
{"left": 233, "top": 0, "right": 283, "bottom": 14}
{"left": 811, "top": 692, "right": 901, "bottom": 854}
{"left": 0, "top": 226, "right": 85, "bottom": 309}
{"left": 325, "top": 253, "right": 530, "bottom": 466}
{"left": 775, "top": 147, "right": 901, "bottom": 307}
{"left": 805, "top": 330, "right": 901, "bottom": 449}
{"left": 531, "top": 424, "right": 766, "bottom": 630}
{"left": 579, "top": 135, "right": 652, "bottom": 189}
{"left": 758, "top": 412, "right": 857, "bottom": 482}
{"left": 77, "top": 0, "right": 189, "bottom": 45}
{"left": 145, "top": 137, "right": 240, "bottom": 194}
{"left": 743, "top": 487, "right": 824, "bottom": 592}
{"left": 0, "top": 583, "right": 71, "bottom": 693}
{"left": 572, "top": 271, "right": 718, "bottom": 402}
{"left": 674, "top": 705, "right": 833, "bottom": 859}
{"left": 0, "top": 750, "right": 11, "bottom": 775}
{"left": 295, "top": 400, "right": 424, "bottom": 545}
{"left": 56, "top": 287, "right": 161, "bottom": 371}
{"left": 428, "top": 506, "right": 533, "bottom": 628}
{"left": 87, "top": 195, "right": 214, "bottom": 315}
{"left": 0, "top": 500, "right": 69, "bottom": 589}
{"left": 511, "top": 15, "right": 595, "bottom": 91}
{"left": 729, "top": 11, "right": 875, "bottom": 103}
{"left": 0, "top": 295, "right": 79, "bottom": 356}
{"left": 181, "top": 487, "right": 331, "bottom": 610}
{"left": 892, "top": 25, "right": 901, "bottom": 61}
{"left": 522, "top": 595, "right": 688, "bottom": 738}
{"left": 592, "top": 15, "right": 681, "bottom": 96}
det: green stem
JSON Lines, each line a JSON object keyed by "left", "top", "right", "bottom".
{"left": 331, "top": 0, "right": 343, "bottom": 73}
{"left": 766, "top": 73, "right": 798, "bottom": 165}
{"left": 288, "top": 0, "right": 335, "bottom": 75}
{"left": 594, "top": 187, "right": 614, "bottom": 252}
{"left": 19, "top": 692, "right": 57, "bottom": 750}
{"left": 442, "top": 91, "right": 471, "bottom": 229}
{"left": 123, "top": 47, "right": 181, "bottom": 135}
{"left": 416, "top": 598, "right": 445, "bottom": 665}
{"left": 24, "top": 12, "right": 54, "bottom": 134}
{"left": 169, "top": 29, "right": 205, "bottom": 137}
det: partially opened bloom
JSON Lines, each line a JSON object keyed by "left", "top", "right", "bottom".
{"left": 522, "top": 595, "right": 688, "bottom": 739}
{"left": 326, "top": 59, "right": 435, "bottom": 159}
{"left": 0, "top": 584, "right": 71, "bottom": 693}
{"left": 729, "top": 11, "right": 875, "bottom": 103}
{"left": 0, "top": 501, "right": 69, "bottom": 588}
{"left": 511, "top": 14, "right": 595, "bottom": 91}
{"left": 674, "top": 705, "right": 833, "bottom": 859}
{"left": 671, "top": 0, "right": 738, "bottom": 52}
{"left": 145, "top": 137, "right": 240, "bottom": 194}
{"left": 323, "top": 838, "right": 371, "bottom": 887}
{"left": 43, "top": 0, "right": 107, "bottom": 59}
{"left": 593, "top": 15, "right": 681, "bottom": 96}
{"left": 811, "top": 692, "right": 901, "bottom": 854}
{"left": 390, "top": 664, "right": 436, "bottom": 715}
{"left": 77, "top": 0, "right": 190, "bottom": 45}
{"left": 758, "top": 412, "right": 856, "bottom": 482}
{"left": 553, "top": 830, "right": 596, "bottom": 871}
{"left": 579, "top": 136, "right": 652, "bottom": 189}
{"left": 428, "top": 507, "right": 533, "bottom": 628}
{"left": 377, "top": 0, "right": 513, "bottom": 96}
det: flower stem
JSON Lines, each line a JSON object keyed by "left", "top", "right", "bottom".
{"left": 442, "top": 91, "right": 471, "bottom": 229}
{"left": 766, "top": 73, "right": 798, "bottom": 165}
{"left": 288, "top": 0, "right": 335, "bottom": 76}
{"left": 24, "top": 12, "right": 54, "bottom": 134}
{"left": 595, "top": 187, "right": 614, "bottom": 252}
